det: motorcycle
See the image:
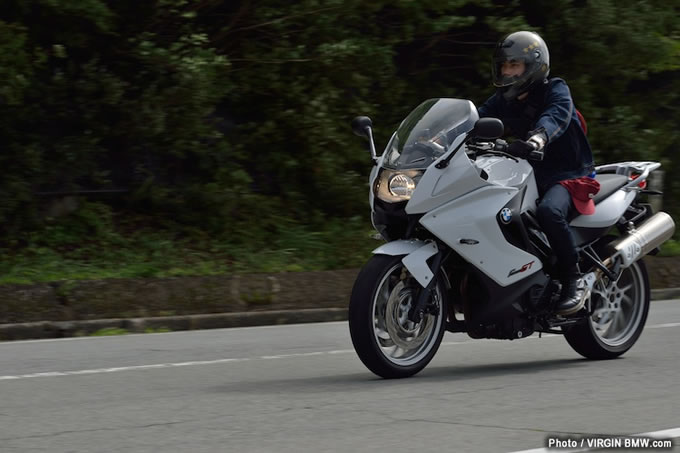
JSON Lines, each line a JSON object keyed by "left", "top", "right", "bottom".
{"left": 348, "top": 98, "right": 675, "bottom": 379}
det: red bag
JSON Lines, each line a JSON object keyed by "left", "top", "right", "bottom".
{"left": 576, "top": 109, "right": 587, "bottom": 135}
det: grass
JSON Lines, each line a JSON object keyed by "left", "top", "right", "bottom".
{"left": 658, "top": 239, "right": 680, "bottom": 257}
{"left": 1, "top": 201, "right": 677, "bottom": 286}
{"left": 0, "top": 204, "right": 381, "bottom": 285}
{"left": 85, "top": 327, "right": 173, "bottom": 336}
{"left": 88, "top": 327, "right": 129, "bottom": 336}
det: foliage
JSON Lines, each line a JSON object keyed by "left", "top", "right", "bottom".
{"left": 0, "top": 0, "right": 679, "bottom": 282}
{"left": 659, "top": 239, "right": 680, "bottom": 257}
{"left": 82, "top": 326, "right": 171, "bottom": 336}
{"left": 0, "top": 202, "right": 379, "bottom": 284}
{"left": 0, "top": 0, "right": 233, "bottom": 236}
{"left": 88, "top": 327, "right": 129, "bottom": 336}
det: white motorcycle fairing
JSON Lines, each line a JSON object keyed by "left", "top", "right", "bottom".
{"left": 420, "top": 184, "right": 542, "bottom": 287}
{"left": 372, "top": 240, "right": 438, "bottom": 288}
{"left": 474, "top": 155, "right": 540, "bottom": 213}
{"left": 403, "top": 135, "right": 485, "bottom": 214}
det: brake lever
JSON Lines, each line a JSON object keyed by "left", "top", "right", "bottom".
{"left": 490, "top": 151, "right": 519, "bottom": 163}
{"left": 468, "top": 140, "right": 519, "bottom": 162}
{"left": 528, "top": 149, "right": 544, "bottom": 161}
{"left": 494, "top": 139, "right": 508, "bottom": 152}
{"left": 474, "top": 149, "right": 519, "bottom": 163}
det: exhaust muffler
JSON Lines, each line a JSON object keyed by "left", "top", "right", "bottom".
{"left": 612, "top": 212, "right": 675, "bottom": 268}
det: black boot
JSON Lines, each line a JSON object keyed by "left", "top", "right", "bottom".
{"left": 556, "top": 272, "right": 586, "bottom": 316}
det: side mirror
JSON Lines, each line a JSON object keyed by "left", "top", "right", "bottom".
{"left": 471, "top": 118, "right": 504, "bottom": 140}
{"left": 351, "top": 116, "right": 373, "bottom": 138}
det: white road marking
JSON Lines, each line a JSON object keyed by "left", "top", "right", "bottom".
{"left": 507, "top": 427, "right": 680, "bottom": 453}
{"left": 647, "top": 322, "right": 680, "bottom": 329}
{"left": 0, "top": 352, "right": 328, "bottom": 381}
{"left": 0, "top": 323, "right": 677, "bottom": 382}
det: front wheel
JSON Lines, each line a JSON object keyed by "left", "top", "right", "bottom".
{"left": 564, "top": 255, "right": 650, "bottom": 360}
{"left": 348, "top": 254, "right": 447, "bottom": 379}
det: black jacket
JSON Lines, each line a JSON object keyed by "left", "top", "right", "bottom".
{"left": 478, "top": 78, "right": 594, "bottom": 193}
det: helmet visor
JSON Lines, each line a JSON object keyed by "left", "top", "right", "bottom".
{"left": 492, "top": 56, "right": 543, "bottom": 88}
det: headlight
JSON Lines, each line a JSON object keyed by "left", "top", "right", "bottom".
{"left": 375, "top": 169, "right": 423, "bottom": 203}
{"left": 388, "top": 174, "right": 415, "bottom": 197}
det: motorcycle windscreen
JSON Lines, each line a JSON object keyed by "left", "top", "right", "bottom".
{"left": 382, "top": 99, "right": 479, "bottom": 170}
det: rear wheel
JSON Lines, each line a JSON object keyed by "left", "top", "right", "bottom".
{"left": 348, "top": 254, "right": 447, "bottom": 378}
{"left": 564, "top": 250, "right": 650, "bottom": 359}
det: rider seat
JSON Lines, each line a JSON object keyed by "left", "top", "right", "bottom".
{"left": 562, "top": 173, "right": 629, "bottom": 223}
{"left": 593, "top": 174, "right": 630, "bottom": 205}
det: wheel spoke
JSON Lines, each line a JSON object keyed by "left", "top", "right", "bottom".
{"left": 593, "top": 290, "right": 608, "bottom": 301}
{"left": 621, "top": 294, "right": 634, "bottom": 308}
{"left": 612, "top": 309, "right": 628, "bottom": 336}
{"left": 383, "top": 344, "right": 398, "bottom": 356}
{"left": 606, "top": 312, "right": 618, "bottom": 336}
{"left": 593, "top": 321, "right": 609, "bottom": 336}
{"left": 592, "top": 307, "right": 615, "bottom": 319}
{"left": 374, "top": 306, "right": 388, "bottom": 331}
{"left": 618, "top": 282, "right": 634, "bottom": 294}
{"left": 379, "top": 282, "right": 391, "bottom": 304}
{"left": 392, "top": 346, "right": 405, "bottom": 358}
{"left": 375, "top": 328, "right": 391, "bottom": 341}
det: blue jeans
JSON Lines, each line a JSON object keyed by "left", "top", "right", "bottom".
{"left": 536, "top": 184, "right": 578, "bottom": 276}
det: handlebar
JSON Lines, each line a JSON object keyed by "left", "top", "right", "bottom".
{"left": 493, "top": 139, "right": 508, "bottom": 153}
{"left": 468, "top": 138, "right": 544, "bottom": 161}
{"left": 467, "top": 140, "right": 517, "bottom": 162}
{"left": 528, "top": 149, "right": 544, "bottom": 161}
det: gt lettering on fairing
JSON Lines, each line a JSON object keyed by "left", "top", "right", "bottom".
{"left": 508, "top": 261, "right": 535, "bottom": 277}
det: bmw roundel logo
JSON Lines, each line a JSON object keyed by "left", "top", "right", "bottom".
{"left": 500, "top": 208, "right": 513, "bottom": 224}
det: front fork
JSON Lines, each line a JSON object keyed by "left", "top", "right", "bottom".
{"left": 406, "top": 247, "right": 447, "bottom": 323}
{"left": 372, "top": 239, "right": 449, "bottom": 323}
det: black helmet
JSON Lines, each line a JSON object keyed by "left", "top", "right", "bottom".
{"left": 492, "top": 31, "right": 550, "bottom": 101}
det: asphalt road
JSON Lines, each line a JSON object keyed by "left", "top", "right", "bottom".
{"left": 1, "top": 301, "right": 679, "bottom": 453}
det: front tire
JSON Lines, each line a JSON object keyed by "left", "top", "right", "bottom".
{"left": 349, "top": 254, "right": 447, "bottom": 379}
{"left": 564, "top": 255, "right": 650, "bottom": 360}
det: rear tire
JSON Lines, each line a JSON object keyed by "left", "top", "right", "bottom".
{"left": 348, "top": 254, "right": 447, "bottom": 379}
{"left": 564, "top": 253, "right": 650, "bottom": 360}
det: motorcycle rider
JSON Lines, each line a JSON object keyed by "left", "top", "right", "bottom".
{"left": 477, "top": 31, "right": 595, "bottom": 316}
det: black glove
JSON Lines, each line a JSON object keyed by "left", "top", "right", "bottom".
{"left": 507, "top": 139, "right": 536, "bottom": 159}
